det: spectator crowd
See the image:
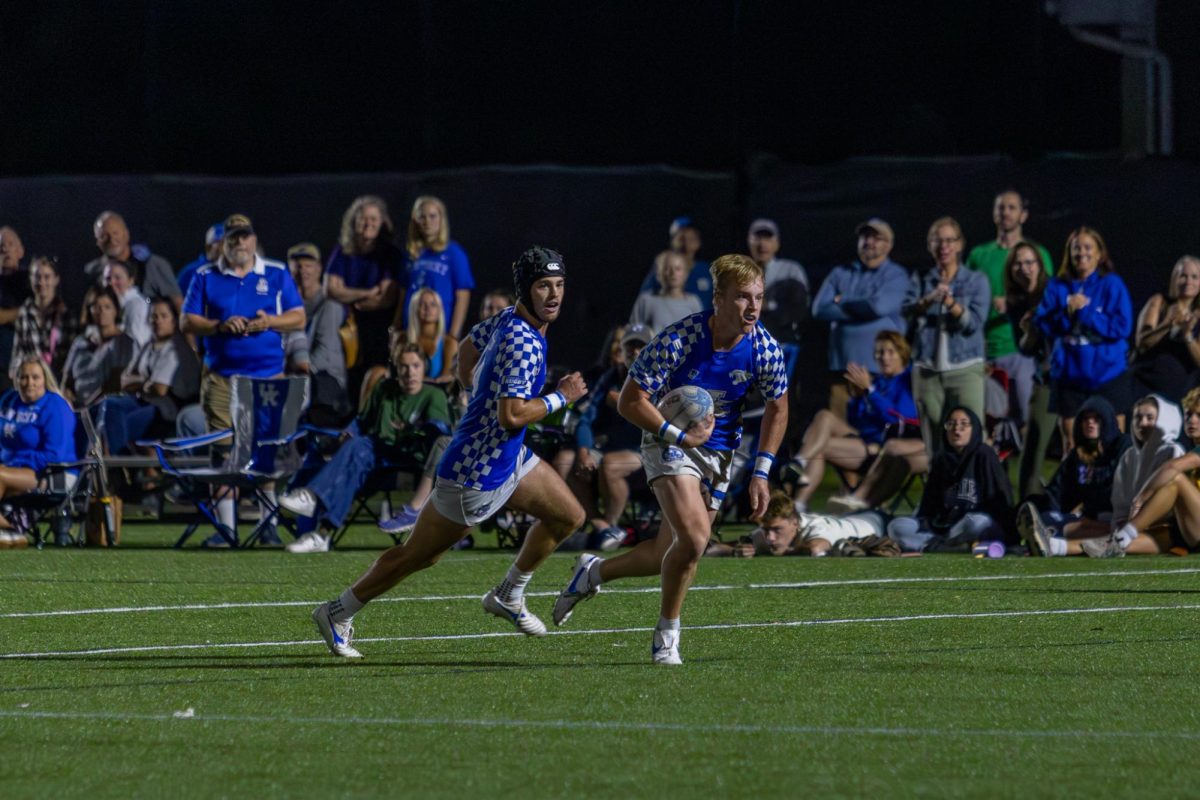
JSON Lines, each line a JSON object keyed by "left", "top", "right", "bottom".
{"left": 3, "top": 188, "right": 1200, "bottom": 562}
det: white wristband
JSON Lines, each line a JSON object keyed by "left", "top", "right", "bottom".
{"left": 753, "top": 451, "right": 775, "bottom": 480}
{"left": 541, "top": 391, "right": 567, "bottom": 415}
{"left": 658, "top": 420, "right": 686, "bottom": 445}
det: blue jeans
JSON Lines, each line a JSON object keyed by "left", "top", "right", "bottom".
{"left": 98, "top": 395, "right": 162, "bottom": 455}
{"left": 887, "top": 512, "right": 1002, "bottom": 553}
{"left": 300, "top": 436, "right": 416, "bottom": 531}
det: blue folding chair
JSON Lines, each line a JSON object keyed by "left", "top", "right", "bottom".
{"left": 140, "top": 376, "right": 310, "bottom": 548}
{"left": 5, "top": 408, "right": 97, "bottom": 548}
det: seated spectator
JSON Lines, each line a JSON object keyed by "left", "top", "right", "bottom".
{"left": 280, "top": 342, "right": 451, "bottom": 553}
{"left": 1130, "top": 255, "right": 1200, "bottom": 401}
{"left": 787, "top": 330, "right": 917, "bottom": 512}
{"left": 0, "top": 358, "right": 76, "bottom": 548}
{"left": 479, "top": 288, "right": 515, "bottom": 321}
{"left": 705, "top": 491, "right": 890, "bottom": 558}
{"left": 103, "top": 259, "right": 151, "bottom": 347}
{"left": 638, "top": 217, "right": 712, "bottom": 308}
{"left": 399, "top": 196, "right": 474, "bottom": 339}
{"left": 288, "top": 242, "right": 350, "bottom": 426}
{"left": 62, "top": 287, "right": 136, "bottom": 408}
{"left": 569, "top": 324, "right": 650, "bottom": 550}
{"left": 1017, "top": 397, "right": 1128, "bottom": 551}
{"left": 177, "top": 222, "right": 224, "bottom": 299}
{"left": 10, "top": 256, "right": 78, "bottom": 381}
{"left": 1034, "top": 226, "right": 1133, "bottom": 451}
{"left": 82, "top": 211, "right": 181, "bottom": 311}
{"left": 812, "top": 218, "right": 908, "bottom": 420}
{"left": 0, "top": 226, "right": 30, "bottom": 393}
{"left": 629, "top": 250, "right": 702, "bottom": 332}
{"left": 404, "top": 287, "right": 459, "bottom": 385}
{"left": 903, "top": 216, "right": 990, "bottom": 450}
{"left": 1086, "top": 388, "right": 1200, "bottom": 557}
{"left": 886, "top": 407, "right": 1014, "bottom": 552}
{"left": 96, "top": 297, "right": 200, "bottom": 456}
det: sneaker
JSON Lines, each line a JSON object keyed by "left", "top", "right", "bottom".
{"left": 598, "top": 526, "right": 627, "bottom": 552}
{"left": 286, "top": 531, "right": 330, "bottom": 553}
{"left": 1017, "top": 501, "right": 1052, "bottom": 557}
{"left": 200, "top": 528, "right": 238, "bottom": 549}
{"left": 553, "top": 553, "right": 601, "bottom": 626}
{"left": 482, "top": 589, "right": 547, "bottom": 636}
{"left": 451, "top": 534, "right": 474, "bottom": 550}
{"left": 279, "top": 489, "right": 318, "bottom": 518}
{"left": 825, "top": 494, "right": 868, "bottom": 515}
{"left": 1081, "top": 536, "right": 1125, "bottom": 558}
{"left": 652, "top": 627, "right": 682, "bottom": 665}
{"left": 378, "top": 505, "right": 420, "bottom": 535}
{"left": 312, "top": 602, "right": 363, "bottom": 658}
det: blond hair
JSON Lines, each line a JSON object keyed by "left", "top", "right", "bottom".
{"left": 709, "top": 253, "right": 764, "bottom": 301}
{"left": 15, "top": 356, "right": 62, "bottom": 396}
{"left": 1167, "top": 255, "right": 1200, "bottom": 304}
{"left": 1182, "top": 386, "right": 1200, "bottom": 416}
{"left": 338, "top": 195, "right": 395, "bottom": 256}
{"left": 764, "top": 490, "right": 799, "bottom": 523}
{"left": 406, "top": 196, "right": 450, "bottom": 259}
{"left": 405, "top": 288, "right": 446, "bottom": 346}
{"left": 655, "top": 250, "right": 688, "bottom": 289}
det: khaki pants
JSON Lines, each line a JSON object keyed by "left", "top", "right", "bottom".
{"left": 914, "top": 363, "right": 986, "bottom": 452}
{"left": 201, "top": 370, "right": 234, "bottom": 432}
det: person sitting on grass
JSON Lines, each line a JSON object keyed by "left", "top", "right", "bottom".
{"left": 1055, "top": 390, "right": 1200, "bottom": 558}
{"left": 280, "top": 342, "right": 451, "bottom": 553}
{"left": 0, "top": 358, "right": 76, "bottom": 548}
{"left": 1016, "top": 397, "right": 1128, "bottom": 551}
{"left": 886, "top": 407, "right": 1014, "bottom": 553}
{"left": 704, "top": 490, "right": 891, "bottom": 558}
{"left": 786, "top": 329, "right": 918, "bottom": 513}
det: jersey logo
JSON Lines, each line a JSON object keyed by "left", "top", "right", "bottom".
{"left": 729, "top": 370, "right": 751, "bottom": 385}
{"left": 256, "top": 278, "right": 269, "bottom": 294}
{"left": 688, "top": 369, "right": 700, "bottom": 380}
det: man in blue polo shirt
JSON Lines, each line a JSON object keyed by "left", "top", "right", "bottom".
{"left": 182, "top": 213, "right": 305, "bottom": 545}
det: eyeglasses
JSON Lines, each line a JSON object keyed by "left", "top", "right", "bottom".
{"left": 943, "top": 420, "right": 972, "bottom": 431}
{"left": 930, "top": 237, "right": 961, "bottom": 247}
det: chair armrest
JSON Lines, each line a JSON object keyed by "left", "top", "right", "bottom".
{"left": 135, "top": 429, "right": 232, "bottom": 452}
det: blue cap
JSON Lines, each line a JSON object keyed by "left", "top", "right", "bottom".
{"left": 205, "top": 223, "right": 224, "bottom": 246}
{"left": 669, "top": 216, "right": 695, "bottom": 237}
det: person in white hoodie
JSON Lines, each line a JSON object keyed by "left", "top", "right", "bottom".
{"left": 1081, "top": 387, "right": 1200, "bottom": 557}
{"left": 1026, "top": 393, "right": 1182, "bottom": 556}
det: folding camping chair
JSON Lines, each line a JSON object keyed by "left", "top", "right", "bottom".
{"left": 140, "top": 376, "right": 310, "bottom": 548}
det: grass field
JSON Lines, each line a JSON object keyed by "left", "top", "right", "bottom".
{"left": 3, "top": 519, "right": 1200, "bottom": 798}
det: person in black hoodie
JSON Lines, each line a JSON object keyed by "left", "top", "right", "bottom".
{"left": 1016, "top": 396, "right": 1129, "bottom": 547}
{"left": 887, "top": 406, "right": 1014, "bottom": 552}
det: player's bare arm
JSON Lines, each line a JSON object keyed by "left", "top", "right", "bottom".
{"left": 497, "top": 371, "right": 587, "bottom": 430}
{"left": 616, "top": 377, "right": 713, "bottom": 449}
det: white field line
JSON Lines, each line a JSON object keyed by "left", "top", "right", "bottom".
{"left": 1, "top": 707, "right": 1198, "bottom": 742}
{"left": 3, "top": 566, "right": 1199, "bottom": 621}
{"left": 3, "top": 602, "right": 1199, "bottom": 660}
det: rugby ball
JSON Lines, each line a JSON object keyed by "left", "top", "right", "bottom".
{"left": 657, "top": 385, "right": 715, "bottom": 427}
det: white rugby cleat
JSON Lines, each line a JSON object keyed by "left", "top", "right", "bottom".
{"left": 483, "top": 589, "right": 547, "bottom": 636}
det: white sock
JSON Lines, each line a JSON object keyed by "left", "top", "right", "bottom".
{"left": 587, "top": 557, "right": 605, "bottom": 588}
{"left": 1048, "top": 537, "right": 1067, "bottom": 556}
{"left": 328, "top": 588, "right": 364, "bottom": 622}
{"left": 657, "top": 616, "right": 681, "bottom": 632}
{"left": 496, "top": 566, "right": 534, "bottom": 602}
{"left": 793, "top": 499, "right": 807, "bottom": 515}
{"left": 216, "top": 497, "right": 236, "bottom": 533}
{"left": 1113, "top": 523, "right": 1137, "bottom": 549}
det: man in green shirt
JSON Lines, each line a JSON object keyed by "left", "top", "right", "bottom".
{"left": 279, "top": 343, "right": 451, "bottom": 552}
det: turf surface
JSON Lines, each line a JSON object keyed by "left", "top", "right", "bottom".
{"left": 3, "top": 520, "right": 1200, "bottom": 798}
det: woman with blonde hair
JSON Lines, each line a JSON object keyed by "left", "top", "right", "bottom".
{"left": 404, "top": 287, "right": 458, "bottom": 384}
{"left": 0, "top": 357, "right": 77, "bottom": 547}
{"left": 1130, "top": 255, "right": 1200, "bottom": 400}
{"left": 629, "top": 250, "right": 702, "bottom": 332}
{"left": 398, "top": 196, "right": 475, "bottom": 339}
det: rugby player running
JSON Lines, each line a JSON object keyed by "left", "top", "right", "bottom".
{"left": 553, "top": 254, "right": 789, "bottom": 664}
{"left": 313, "top": 246, "right": 587, "bottom": 656}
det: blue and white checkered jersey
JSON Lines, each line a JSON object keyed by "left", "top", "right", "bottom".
{"left": 436, "top": 307, "right": 546, "bottom": 490}
{"left": 628, "top": 310, "right": 789, "bottom": 451}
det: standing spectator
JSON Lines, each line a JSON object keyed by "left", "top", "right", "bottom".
{"left": 1034, "top": 226, "right": 1134, "bottom": 450}
{"left": 103, "top": 260, "right": 151, "bottom": 348}
{"left": 1006, "top": 242, "right": 1056, "bottom": 497}
{"left": 639, "top": 217, "right": 712, "bottom": 308}
{"left": 0, "top": 358, "right": 76, "bottom": 547}
{"left": 288, "top": 243, "right": 349, "bottom": 426}
{"left": 0, "top": 226, "right": 30, "bottom": 392}
{"left": 965, "top": 190, "right": 1053, "bottom": 380}
{"left": 177, "top": 222, "right": 224, "bottom": 299}
{"left": 181, "top": 214, "right": 305, "bottom": 546}
{"left": 479, "top": 288, "right": 514, "bottom": 321}
{"left": 748, "top": 218, "right": 809, "bottom": 380}
{"left": 629, "top": 250, "right": 702, "bottom": 332}
{"left": 61, "top": 287, "right": 136, "bottom": 407}
{"left": 812, "top": 218, "right": 909, "bottom": 419}
{"left": 399, "top": 196, "right": 474, "bottom": 339}
{"left": 82, "top": 211, "right": 181, "bottom": 311}
{"left": 904, "top": 217, "right": 991, "bottom": 450}
{"left": 403, "top": 287, "right": 458, "bottom": 385}
{"left": 1129, "top": 255, "right": 1200, "bottom": 401}
{"left": 327, "top": 196, "right": 402, "bottom": 400}
{"left": 10, "top": 257, "right": 78, "bottom": 380}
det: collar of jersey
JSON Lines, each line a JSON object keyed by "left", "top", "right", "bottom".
{"left": 215, "top": 255, "right": 265, "bottom": 277}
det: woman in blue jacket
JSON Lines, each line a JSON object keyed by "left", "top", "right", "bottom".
{"left": 0, "top": 358, "right": 76, "bottom": 543}
{"left": 1034, "top": 226, "right": 1133, "bottom": 450}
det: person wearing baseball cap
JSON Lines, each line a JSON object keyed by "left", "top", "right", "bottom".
{"left": 747, "top": 218, "right": 809, "bottom": 380}
{"left": 637, "top": 216, "right": 714, "bottom": 310}
{"left": 812, "top": 217, "right": 909, "bottom": 419}
{"left": 176, "top": 221, "right": 225, "bottom": 299}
